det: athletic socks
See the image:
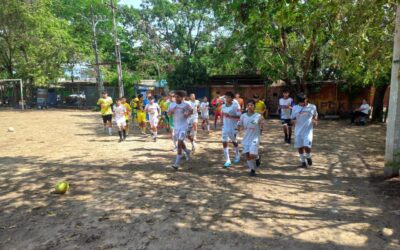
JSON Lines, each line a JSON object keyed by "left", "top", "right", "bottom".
{"left": 234, "top": 146, "right": 239, "bottom": 157}
{"left": 122, "top": 129, "right": 126, "bottom": 139}
{"left": 300, "top": 153, "right": 306, "bottom": 163}
{"left": 174, "top": 154, "right": 182, "bottom": 166}
{"left": 207, "top": 124, "right": 210, "bottom": 131}
{"left": 108, "top": 127, "right": 112, "bottom": 136}
{"left": 247, "top": 159, "right": 255, "bottom": 170}
{"left": 223, "top": 148, "right": 231, "bottom": 163}
{"left": 118, "top": 131, "right": 123, "bottom": 141}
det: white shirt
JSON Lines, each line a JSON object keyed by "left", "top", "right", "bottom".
{"left": 145, "top": 103, "right": 160, "bottom": 119}
{"left": 168, "top": 101, "right": 193, "bottom": 130}
{"left": 200, "top": 102, "right": 209, "bottom": 116}
{"left": 188, "top": 100, "right": 200, "bottom": 119}
{"left": 359, "top": 104, "right": 371, "bottom": 115}
{"left": 291, "top": 104, "right": 318, "bottom": 138}
{"left": 238, "top": 112, "right": 262, "bottom": 145}
{"left": 113, "top": 104, "right": 126, "bottom": 121}
{"left": 279, "top": 97, "right": 294, "bottom": 119}
{"left": 222, "top": 102, "right": 241, "bottom": 132}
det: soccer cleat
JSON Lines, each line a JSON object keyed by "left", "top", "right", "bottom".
{"left": 256, "top": 155, "right": 261, "bottom": 167}
{"left": 172, "top": 164, "right": 179, "bottom": 170}
{"left": 306, "top": 157, "right": 313, "bottom": 166}
{"left": 223, "top": 161, "right": 231, "bottom": 168}
{"left": 233, "top": 156, "right": 240, "bottom": 164}
{"left": 300, "top": 162, "right": 307, "bottom": 168}
{"left": 153, "top": 137, "right": 157, "bottom": 142}
{"left": 118, "top": 138, "right": 123, "bottom": 143}
{"left": 250, "top": 169, "right": 256, "bottom": 176}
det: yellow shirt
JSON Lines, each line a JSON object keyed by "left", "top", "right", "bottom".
{"left": 97, "top": 97, "right": 113, "bottom": 115}
{"left": 255, "top": 100, "right": 266, "bottom": 114}
{"left": 123, "top": 103, "right": 132, "bottom": 120}
{"left": 159, "top": 99, "right": 168, "bottom": 112}
{"left": 130, "top": 98, "right": 138, "bottom": 112}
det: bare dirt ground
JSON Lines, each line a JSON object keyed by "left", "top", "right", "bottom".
{"left": 0, "top": 109, "right": 399, "bottom": 250}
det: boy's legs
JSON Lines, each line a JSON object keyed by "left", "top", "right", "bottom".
{"left": 246, "top": 152, "right": 256, "bottom": 176}
{"left": 106, "top": 115, "right": 112, "bottom": 135}
{"left": 304, "top": 147, "right": 312, "bottom": 166}
{"left": 298, "top": 147, "right": 307, "bottom": 167}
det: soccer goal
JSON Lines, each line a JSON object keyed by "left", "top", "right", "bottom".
{"left": 0, "top": 79, "right": 25, "bottom": 110}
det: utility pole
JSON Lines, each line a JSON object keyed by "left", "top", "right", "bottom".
{"left": 385, "top": 4, "right": 400, "bottom": 178}
{"left": 110, "top": 0, "right": 124, "bottom": 97}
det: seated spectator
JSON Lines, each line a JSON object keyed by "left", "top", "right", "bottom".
{"left": 351, "top": 99, "right": 371, "bottom": 124}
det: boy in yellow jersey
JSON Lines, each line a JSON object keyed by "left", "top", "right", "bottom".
{"left": 130, "top": 95, "right": 139, "bottom": 128}
{"left": 121, "top": 96, "right": 132, "bottom": 136}
{"left": 136, "top": 94, "right": 147, "bottom": 135}
{"left": 159, "top": 94, "right": 170, "bottom": 131}
{"left": 96, "top": 91, "right": 113, "bottom": 135}
{"left": 253, "top": 95, "right": 267, "bottom": 118}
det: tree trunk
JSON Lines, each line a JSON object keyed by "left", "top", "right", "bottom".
{"left": 371, "top": 84, "right": 388, "bottom": 122}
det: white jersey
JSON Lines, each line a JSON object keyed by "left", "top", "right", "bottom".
{"left": 188, "top": 100, "right": 200, "bottom": 119}
{"left": 222, "top": 102, "right": 241, "bottom": 132}
{"left": 145, "top": 103, "right": 160, "bottom": 120}
{"left": 113, "top": 104, "right": 126, "bottom": 121}
{"left": 200, "top": 102, "right": 209, "bottom": 117}
{"left": 279, "top": 97, "right": 294, "bottom": 120}
{"left": 238, "top": 112, "right": 262, "bottom": 145}
{"left": 291, "top": 104, "right": 318, "bottom": 138}
{"left": 168, "top": 101, "right": 193, "bottom": 130}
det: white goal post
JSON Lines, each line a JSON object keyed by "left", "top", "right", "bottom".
{"left": 0, "top": 79, "right": 24, "bottom": 110}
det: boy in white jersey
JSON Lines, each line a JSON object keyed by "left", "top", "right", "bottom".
{"left": 237, "top": 100, "right": 264, "bottom": 176}
{"left": 221, "top": 92, "right": 242, "bottom": 168}
{"left": 145, "top": 96, "right": 161, "bottom": 141}
{"left": 278, "top": 89, "right": 294, "bottom": 144}
{"left": 167, "top": 91, "right": 193, "bottom": 169}
{"left": 113, "top": 98, "right": 127, "bottom": 142}
{"left": 187, "top": 93, "right": 200, "bottom": 151}
{"left": 200, "top": 96, "right": 210, "bottom": 133}
{"left": 291, "top": 93, "right": 318, "bottom": 168}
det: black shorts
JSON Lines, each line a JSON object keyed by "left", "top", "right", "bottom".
{"left": 281, "top": 119, "right": 292, "bottom": 126}
{"left": 102, "top": 114, "right": 112, "bottom": 123}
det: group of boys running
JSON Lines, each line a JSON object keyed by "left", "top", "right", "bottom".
{"left": 97, "top": 88, "right": 318, "bottom": 176}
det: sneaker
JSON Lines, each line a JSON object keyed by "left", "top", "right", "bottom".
{"left": 172, "top": 164, "right": 179, "bottom": 170}
{"left": 299, "top": 162, "right": 307, "bottom": 168}
{"left": 250, "top": 169, "right": 256, "bottom": 176}
{"left": 118, "top": 138, "right": 123, "bottom": 143}
{"left": 184, "top": 150, "right": 191, "bottom": 160}
{"left": 256, "top": 155, "right": 261, "bottom": 167}
{"left": 306, "top": 157, "right": 312, "bottom": 166}
{"left": 233, "top": 156, "right": 240, "bottom": 164}
{"left": 223, "top": 161, "right": 231, "bottom": 168}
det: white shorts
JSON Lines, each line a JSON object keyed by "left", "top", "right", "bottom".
{"left": 116, "top": 118, "right": 126, "bottom": 127}
{"left": 222, "top": 130, "right": 237, "bottom": 142}
{"left": 294, "top": 135, "right": 313, "bottom": 148}
{"left": 174, "top": 127, "right": 187, "bottom": 141}
{"left": 243, "top": 138, "right": 259, "bottom": 155}
{"left": 149, "top": 117, "right": 159, "bottom": 127}
{"left": 201, "top": 113, "right": 209, "bottom": 120}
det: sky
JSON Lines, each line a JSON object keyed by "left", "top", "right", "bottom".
{"left": 119, "top": 0, "right": 142, "bottom": 8}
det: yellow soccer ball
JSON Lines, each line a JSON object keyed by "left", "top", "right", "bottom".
{"left": 54, "top": 181, "right": 69, "bottom": 194}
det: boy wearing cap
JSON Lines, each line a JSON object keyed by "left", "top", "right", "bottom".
{"left": 291, "top": 93, "right": 318, "bottom": 168}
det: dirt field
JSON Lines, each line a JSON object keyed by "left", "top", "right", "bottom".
{"left": 0, "top": 109, "right": 399, "bottom": 250}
